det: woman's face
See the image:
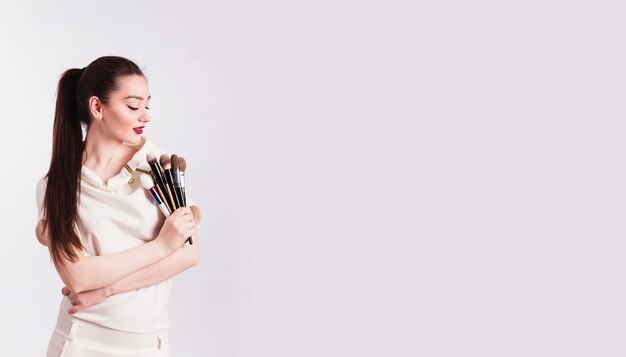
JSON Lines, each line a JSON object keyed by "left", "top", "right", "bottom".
{"left": 92, "top": 74, "right": 151, "bottom": 144}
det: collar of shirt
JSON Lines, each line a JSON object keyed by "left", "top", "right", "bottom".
{"left": 81, "top": 135, "right": 154, "bottom": 192}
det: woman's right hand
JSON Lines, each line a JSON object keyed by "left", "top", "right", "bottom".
{"left": 156, "top": 207, "right": 197, "bottom": 252}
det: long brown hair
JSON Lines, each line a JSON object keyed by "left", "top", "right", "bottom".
{"left": 43, "top": 55, "right": 145, "bottom": 269}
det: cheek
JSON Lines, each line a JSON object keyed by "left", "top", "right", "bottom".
{"left": 108, "top": 106, "right": 139, "bottom": 129}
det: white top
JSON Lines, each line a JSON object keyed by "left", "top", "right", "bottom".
{"left": 35, "top": 135, "right": 196, "bottom": 333}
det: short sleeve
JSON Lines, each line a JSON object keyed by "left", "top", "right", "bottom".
{"left": 34, "top": 174, "right": 87, "bottom": 252}
{"left": 36, "top": 175, "right": 48, "bottom": 222}
{"left": 35, "top": 175, "right": 48, "bottom": 246}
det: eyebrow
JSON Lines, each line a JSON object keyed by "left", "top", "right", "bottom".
{"left": 124, "top": 95, "right": 151, "bottom": 100}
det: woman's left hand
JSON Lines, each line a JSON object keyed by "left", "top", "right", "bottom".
{"left": 61, "top": 286, "right": 109, "bottom": 314}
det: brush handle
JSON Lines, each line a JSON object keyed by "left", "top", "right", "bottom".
{"left": 159, "top": 181, "right": 175, "bottom": 212}
{"left": 178, "top": 186, "right": 193, "bottom": 245}
{"left": 172, "top": 183, "right": 184, "bottom": 209}
{"left": 180, "top": 186, "right": 193, "bottom": 245}
{"left": 154, "top": 184, "right": 172, "bottom": 214}
{"left": 148, "top": 162, "right": 174, "bottom": 213}
{"left": 179, "top": 173, "right": 192, "bottom": 244}
{"left": 148, "top": 187, "right": 170, "bottom": 217}
{"left": 164, "top": 170, "right": 183, "bottom": 209}
{"left": 165, "top": 184, "right": 177, "bottom": 210}
{"left": 180, "top": 186, "right": 186, "bottom": 207}
{"left": 150, "top": 167, "right": 192, "bottom": 245}
{"left": 175, "top": 187, "right": 185, "bottom": 208}
{"left": 166, "top": 170, "right": 193, "bottom": 245}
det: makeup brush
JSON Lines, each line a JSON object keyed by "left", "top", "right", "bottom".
{"left": 140, "top": 174, "right": 170, "bottom": 218}
{"left": 161, "top": 154, "right": 193, "bottom": 244}
{"left": 154, "top": 183, "right": 171, "bottom": 214}
{"left": 159, "top": 154, "right": 181, "bottom": 210}
{"left": 171, "top": 154, "right": 185, "bottom": 209}
{"left": 178, "top": 156, "right": 187, "bottom": 207}
{"left": 146, "top": 153, "right": 173, "bottom": 213}
{"left": 141, "top": 174, "right": 192, "bottom": 246}
{"left": 172, "top": 155, "right": 192, "bottom": 245}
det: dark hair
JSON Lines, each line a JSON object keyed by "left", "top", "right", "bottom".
{"left": 42, "top": 55, "right": 145, "bottom": 269}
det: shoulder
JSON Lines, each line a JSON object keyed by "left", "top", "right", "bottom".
{"left": 36, "top": 173, "right": 48, "bottom": 186}
{"left": 36, "top": 174, "right": 48, "bottom": 199}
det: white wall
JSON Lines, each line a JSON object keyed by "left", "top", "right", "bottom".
{"left": 1, "top": 1, "right": 625, "bottom": 356}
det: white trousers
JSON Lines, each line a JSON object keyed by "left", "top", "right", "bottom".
{"left": 46, "top": 309, "right": 170, "bottom": 357}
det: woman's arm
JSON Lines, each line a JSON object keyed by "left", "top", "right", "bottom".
{"left": 103, "top": 205, "right": 202, "bottom": 297}
{"left": 63, "top": 205, "right": 202, "bottom": 314}
{"left": 55, "top": 239, "right": 172, "bottom": 294}
{"left": 65, "top": 240, "right": 198, "bottom": 314}
{"left": 104, "top": 205, "right": 201, "bottom": 297}
{"left": 105, "top": 233, "right": 198, "bottom": 297}
{"left": 46, "top": 207, "right": 194, "bottom": 294}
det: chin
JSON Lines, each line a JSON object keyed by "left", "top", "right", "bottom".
{"left": 123, "top": 135, "right": 142, "bottom": 145}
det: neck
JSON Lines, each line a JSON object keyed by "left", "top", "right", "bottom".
{"left": 82, "top": 127, "right": 138, "bottom": 168}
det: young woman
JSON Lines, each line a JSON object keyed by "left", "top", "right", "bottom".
{"left": 36, "top": 56, "right": 202, "bottom": 356}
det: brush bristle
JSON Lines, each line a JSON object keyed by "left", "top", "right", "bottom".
{"left": 159, "top": 154, "right": 171, "bottom": 169}
{"left": 179, "top": 157, "right": 186, "bottom": 172}
{"left": 171, "top": 154, "right": 179, "bottom": 170}
{"left": 146, "top": 152, "right": 157, "bottom": 164}
{"left": 140, "top": 174, "right": 154, "bottom": 190}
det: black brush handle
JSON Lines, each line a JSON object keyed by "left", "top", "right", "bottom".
{"left": 164, "top": 169, "right": 192, "bottom": 245}
{"left": 148, "top": 163, "right": 175, "bottom": 212}
{"left": 182, "top": 185, "right": 193, "bottom": 244}
{"left": 165, "top": 170, "right": 183, "bottom": 209}
{"left": 180, "top": 186, "right": 186, "bottom": 207}
{"left": 178, "top": 182, "right": 192, "bottom": 245}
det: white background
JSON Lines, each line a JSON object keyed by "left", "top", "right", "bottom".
{"left": 1, "top": 1, "right": 625, "bottom": 356}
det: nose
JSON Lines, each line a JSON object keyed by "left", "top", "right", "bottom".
{"left": 140, "top": 110, "right": 151, "bottom": 123}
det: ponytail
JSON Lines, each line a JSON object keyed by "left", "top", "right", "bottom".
{"left": 44, "top": 67, "right": 86, "bottom": 269}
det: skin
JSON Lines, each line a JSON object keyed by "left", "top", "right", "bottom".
{"left": 82, "top": 74, "right": 152, "bottom": 183}
{"left": 61, "top": 74, "right": 202, "bottom": 314}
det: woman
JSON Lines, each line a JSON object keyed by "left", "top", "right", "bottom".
{"left": 35, "top": 55, "right": 202, "bottom": 356}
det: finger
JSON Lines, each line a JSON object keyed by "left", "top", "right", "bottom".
{"left": 176, "top": 207, "right": 191, "bottom": 215}
{"left": 62, "top": 287, "right": 70, "bottom": 295}
{"left": 71, "top": 299, "right": 79, "bottom": 306}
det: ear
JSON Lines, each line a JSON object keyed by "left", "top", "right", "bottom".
{"left": 87, "top": 95, "right": 104, "bottom": 120}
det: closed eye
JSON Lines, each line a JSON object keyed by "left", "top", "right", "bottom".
{"left": 127, "top": 105, "right": 150, "bottom": 110}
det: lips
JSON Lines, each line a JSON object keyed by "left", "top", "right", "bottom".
{"left": 133, "top": 126, "right": 144, "bottom": 134}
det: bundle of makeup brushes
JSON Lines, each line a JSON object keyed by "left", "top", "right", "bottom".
{"left": 139, "top": 153, "right": 193, "bottom": 245}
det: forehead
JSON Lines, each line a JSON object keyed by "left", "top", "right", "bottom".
{"left": 112, "top": 75, "right": 150, "bottom": 100}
